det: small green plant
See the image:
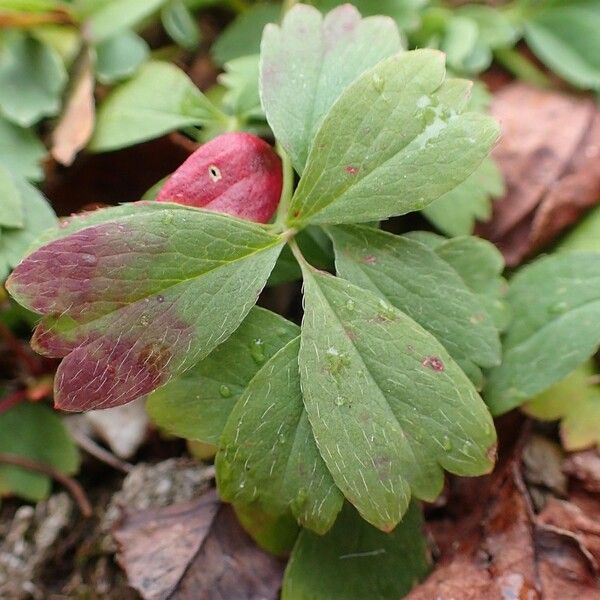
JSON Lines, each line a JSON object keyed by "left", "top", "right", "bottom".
{"left": 3, "top": 2, "right": 600, "bottom": 597}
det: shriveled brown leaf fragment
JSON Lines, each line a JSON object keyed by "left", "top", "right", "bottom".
{"left": 477, "top": 82, "right": 600, "bottom": 265}
{"left": 564, "top": 450, "right": 600, "bottom": 494}
{"left": 114, "top": 490, "right": 284, "bottom": 600}
{"left": 51, "top": 50, "right": 95, "bottom": 167}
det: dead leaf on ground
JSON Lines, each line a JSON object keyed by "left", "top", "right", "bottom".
{"left": 477, "top": 82, "right": 600, "bottom": 266}
{"left": 408, "top": 432, "right": 600, "bottom": 599}
{"left": 51, "top": 49, "right": 96, "bottom": 167}
{"left": 564, "top": 450, "right": 600, "bottom": 495}
{"left": 114, "top": 489, "right": 284, "bottom": 600}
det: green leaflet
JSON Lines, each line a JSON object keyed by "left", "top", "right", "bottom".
{"left": 558, "top": 205, "right": 600, "bottom": 252}
{"left": 147, "top": 307, "right": 299, "bottom": 444}
{"left": 0, "top": 117, "right": 46, "bottom": 181}
{"left": 0, "top": 164, "right": 24, "bottom": 229}
{"left": 0, "top": 31, "right": 67, "bottom": 127}
{"left": 299, "top": 264, "right": 496, "bottom": 531}
{"left": 422, "top": 157, "right": 504, "bottom": 237}
{"left": 260, "top": 3, "right": 402, "bottom": 174}
{"left": 161, "top": 0, "right": 201, "bottom": 50}
{"left": 525, "top": 1, "right": 600, "bottom": 91}
{"left": 329, "top": 225, "right": 501, "bottom": 379}
{"left": 0, "top": 177, "right": 56, "bottom": 281}
{"left": 95, "top": 31, "right": 149, "bottom": 84}
{"left": 86, "top": 0, "right": 169, "bottom": 43}
{"left": 524, "top": 360, "right": 600, "bottom": 453}
{"left": 287, "top": 49, "right": 499, "bottom": 226}
{"left": 7, "top": 204, "right": 284, "bottom": 411}
{"left": 211, "top": 3, "right": 279, "bottom": 66}
{"left": 485, "top": 252, "right": 600, "bottom": 415}
{"left": 433, "top": 235, "right": 510, "bottom": 333}
{"left": 219, "top": 55, "right": 263, "bottom": 122}
{"left": 282, "top": 502, "right": 430, "bottom": 600}
{"left": 90, "top": 61, "right": 225, "bottom": 152}
{"left": 217, "top": 337, "right": 344, "bottom": 535}
{"left": 0, "top": 402, "right": 79, "bottom": 502}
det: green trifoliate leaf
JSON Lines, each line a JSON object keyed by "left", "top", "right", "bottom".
{"left": 298, "top": 265, "right": 496, "bottom": 531}
{"left": 90, "top": 61, "right": 225, "bottom": 152}
{"left": 146, "top": 307, "right": 299, "bottom": 444}
{"left": 7, "top": 203, "right": 283, "bottom": 411}
{"left": 211, "top": 3, "right": 279, "bottom": 66}
{"left": 95, "top": 31, "right": 149, "bottom": 84}
{"left": 524, "top": 360, "right": 600, "bottom": 452}
{"left": 282, "top": 502, "right": 430, "bottom": 600}
{"left": 0, "top": 402, "right": 79, "bottom": 502}
{"left": 217, "top": 337, "right": 344, "bottom": 534}
{"left": 161, "top": 0, "right": 201, "bottom": 50}
{"left": 524, "top": 1, "right": 600, "bottom": 91}
{"left": 261, "top": 4, "right": 402, "bottom": 174}
{"left": 287, "top": 49, "right": 500, "bottom": 227}
{"left": 85, "top": 0, "right": 169, "bottom": 43}
{"left": 0, "top": 177, "right": 56, "bottom": 281}
{"left": 0, "top": 31, "right": 67, "bottom": 127}
{"left": 329, "top": 225, "right": 501, "bottom": 381}
{"left": 0, "top": 117, "right": 46, "bottom": 181}
{"left": 422, "top": 157, "right": 504, "bottom": 237}
{"left": 0, "top": 163, "right": 24, "bottom": 229}
{"left": 485, "top": 252, "right": 600, "bottom": 415}
{"left": 434, "top": 235, "right": 510, "bottom": 332}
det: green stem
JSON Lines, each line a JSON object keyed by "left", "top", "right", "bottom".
{"left": 494, "top": 47, "right": 551, "bottom": 89}
{"left": 274, "top": 143, "right": 294, "bottom": 230}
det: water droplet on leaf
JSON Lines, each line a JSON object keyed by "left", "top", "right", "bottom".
{"left": 219, "top": 385, "right": 232, "bottom": 398}
{"left": 442, "top": 435, "right": 452, "bottom": 451}
{"left": 250, "top": 339, "right": 265, "bottom": 364}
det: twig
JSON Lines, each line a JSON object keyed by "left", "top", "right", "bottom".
{"left": 0, "top": 322, "right": 43, "bottom": 376}
{"left": 0, "top": 453, "right": 93, "bottom": 518}
{"left": 69, "top": 427, "right": 134, "bottom": 474}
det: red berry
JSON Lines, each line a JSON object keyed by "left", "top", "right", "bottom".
{"left": 156, "top": 132, "right": 283, "bottom": 223}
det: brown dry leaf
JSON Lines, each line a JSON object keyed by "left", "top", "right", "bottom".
{"left": 477, "top": 82, "right": 600, "bottom": 266}
{"left": 114, "top": 490, "right": 284, "bottom": 600}
{"left": 51, "top": 49, "right": 95, "bottom": 167}
{"left": 408, "top": 436, "right": 600, "bottom": 599}
{"left": 564, "top": 450, "right": 600, "bottom": 494}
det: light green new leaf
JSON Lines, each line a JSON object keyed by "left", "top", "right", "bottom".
{"left": 329, "top": 225, "right": 501, "bottom": 383}
{"left": 0, "top": 31, "right": 67, "bottom": 127}
{"left": 524, "top": 360, "right": 600, "bottom": 452}
{"left": 95, "top": 30, "right": 149, "bottom": 84}
{"left": 557, "top": 205, "right": 600, "bottom": 252}
{"left": 0, "top": 177, "right": 56, "bottom": 281}
{"left": 485, "top": 252, "right": 600, "bottom": 415}
{"left": 211, "top": 3, "right": 279, "bottom": 66}
{"left": 161, "top": 0, "right": 201, "bottom": 50}
{"left": 525, "top": 2, "right": 600, "bottom": 91}
{"left": 282, "top": 502, "right": 430, "bottom": 600}
{"left": 90, "top": 61, "right": 224, "bottom": 152}
{"left": 287, "top": 50, "right": 500, "bottom": 226}
{"left": 423, "top": 157, "right": 504, "bottom": 237}
{"left": 0, "top": 402, "right": 79, "bottom": 502}
{"left": 0, "top": 117, "right": 46, "bottom": 181}
{"left": 217, "top": 337, "right": 344, "bottom": 534}
{"left": 147, "top": 307, "right": 299, "bottom": 444}
{"left": 299, "top": 265, "right": 496, "bottom": 531}
{"left": 86, "top": 0, "right": 168, "bottom": 43}
{"left": 0, "top": 163, "right": 24, "bottom": 229}
{"left": 261, "top": 3, "right": 402, "bottom": 174}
